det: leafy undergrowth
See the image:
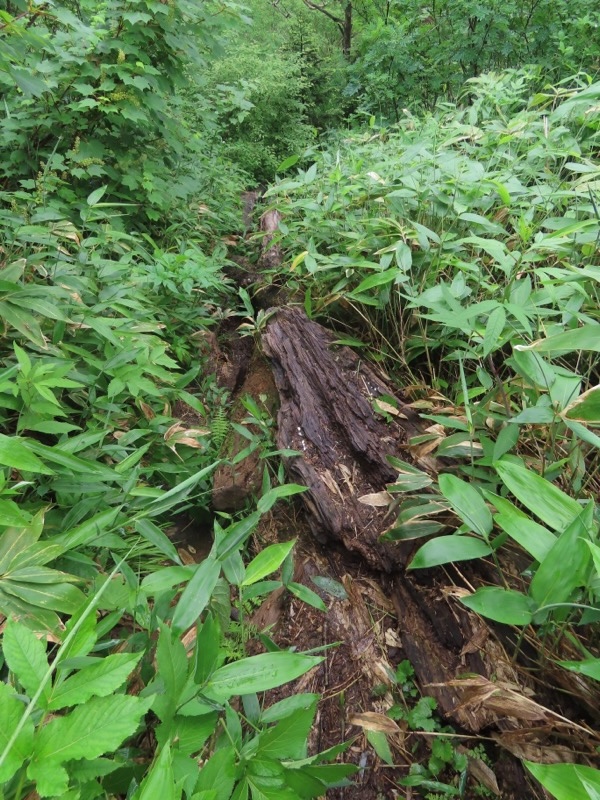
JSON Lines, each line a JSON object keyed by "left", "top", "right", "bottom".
{"left": 258, "top": 70, "right": 600, "bottom": 798}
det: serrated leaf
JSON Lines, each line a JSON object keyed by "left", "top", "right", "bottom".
{"left": 32, "top": 694, "right": 152, "bottom": 764}
{"left": 194, "top": 746, "right": 236, "bottom": 800}
{"left": 259, "top": 700, "right": 317, "bottom": 759}
{"left": 0, "top": 681, "right": 35, "bottom": 784}
{"left": 135, "top": 743, "right": 180, "bottom": 800}
{"left": 3, "top": 617, "right": 50, "bottom": 705}
{"left": 48, "top": 652, "right": 142, "bottom": 710}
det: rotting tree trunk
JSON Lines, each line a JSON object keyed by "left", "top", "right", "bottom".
{"left": 262, "top": 305, "right": 424, "bottom": 572}
{"left": 260, "top": 306, "right": 600, "bottom": 766}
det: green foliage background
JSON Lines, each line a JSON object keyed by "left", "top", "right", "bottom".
{"left": 2, "top": 0, "right": 600, "bottom": 798}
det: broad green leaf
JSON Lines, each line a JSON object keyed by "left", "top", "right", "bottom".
{"left": 2, "top": 617, "right": 50, "bottom": 705}
{"left": 525, "top": 761, "right": 600, "bottom": 800}
{"left": 32, "top": 694, "right": 152, "bottom": 764}
{"left": 242, "top": 540, "right": 295, "bottom": 586}
{"left": 216, "top": 511, "right": 261, "bottom": 561}
{"left": 1, "top": 579, "right": 85, "bottom": 614}
{"left": 141, "top": 565, "right": 195, "bottom": 596}
{"left": 27, "top": 760, "right": 69, "bottom": 797}
{"left": 0, "top": 681, "right": 35, "bottom": 784}
{"left": 495, "top": 512, "right": 556, "bottom": 563}
{"left": 87, "top": 185, "right": 108, "bottom": 206}
{"left": 52, "top": 507, "right": 122, "bottom": 552}
{"left": 0, "top": 499, "right": 33, "bottom": 528}
{"left": 48, "top": 652, "right": 142, "bottom": 710}
{"left": 460, "top": 587, "right": 535, "bottom": 625}
{"left": 563, "top": 385, "right": 600, "bottom": 424}
{"left": 366, "top": 730, "right": 394, "bottom": 765}
{"left": 438, "top": 474, "right": 492, "bottom": 537}
{"left": 135, "top": 743, "right": 180, "bottom": 800}
{"left": 482, "top": 305, "right": 506, "bottom": 357}
{"left": 350, "top": 269, "right": 400, "bottom": 295}
{"left": 558, "top": 658, "right": 600, "bottom": 682}
{"left": 516, "top": 324, "right": 600, "bottom": 354}
{"left": 171, "top": 557, "right": 220, "bottom": 636}
{"left": 408, "top": 535, "right": 491, "bottom": 569}
{"left": 529, "top": 504, "right": 592, "bottom": 608}
{"left": 495, "top": 461, "right": 582, "bottom": 531}
{"left": 310, "top": 576, "right": 347, "bottom": 599}
{"left": 261, "top": 694, "right": 320, "bottom": 724}
{"left": 0, "top": 434, "right": 53, "bottom": 474}
{"left": 206, "top": 652, "right": 323, "bottom": 701}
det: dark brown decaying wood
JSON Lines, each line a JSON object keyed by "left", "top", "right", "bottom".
{"left": 262, "top": 305, "right": 424, "bottom": 571}
{"left": 259, "top": 208, "right": 283, "bottom": 270}
{"left": 260, "top": 306, "right": 600, "bottom": 782}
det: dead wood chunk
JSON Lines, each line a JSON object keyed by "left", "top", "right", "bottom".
{"left": 212, "top": 353, "right": 278, "bottom": 511}
{"left": 259, "top": 209, "right": 283, "bottom": 270}
{"left": 261, "top": 306, "right": 424, "bottom": 571}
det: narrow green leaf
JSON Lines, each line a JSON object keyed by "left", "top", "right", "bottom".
{"left": 256, "top": 484, "right": 307, "bottom": 515}
{"left": 438, "top": 474, "right": 492, "bottom": 537}
{"left": 171, "top": 557, "right": 220, "bottom": 636}
{"left": 482, "top": 305, "right": 506, "bottom": 357}
{"left": 134, "top": 519, "right": 183, "bottom": 565}
{"left": 288, "top": 581, "right": 327, "bottom": 611}
{"left": 529, "top": 505, "right": 592, "bottom": 608}
{"left": 516, "top": 324, "right": 600, "bottom": 354}
{"left": 0, "top": 681, "right": 35, "bottom": 784}
{"left": 366, "top": 730, "right": 394, "bottom": 765}
{"left": 2, "top": 580, "right": 85, "bottom": 614}
{"left": 242, "top": 540, "right": 295, "bottom": 587}
{"left": 0, "top": 434, "right": 53, "bottom": 474}
{"left": 558, "top": 658, "right": 600, "bottom": 682}
{"left": 495, "top": 461, "right": 582, "bottom": 531}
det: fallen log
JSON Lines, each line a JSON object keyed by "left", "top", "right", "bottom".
{"left": 259, "top": 306, "right": 600, "bottom": 785}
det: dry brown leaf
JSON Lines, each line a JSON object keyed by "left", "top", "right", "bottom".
{"left": 457, "top": 746, "right": 500, "bottom": 796}
{"left": 358, "top": 491, "right": 391, "bottom": 507}
{"left": 139, "top": 401, "right": 155, "bottom": 420}
{"left": 493, "top": 731, "right": 575, "bottom": 764}
{"left": 348, "top": 712, "right": 400, "bottom": 735}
